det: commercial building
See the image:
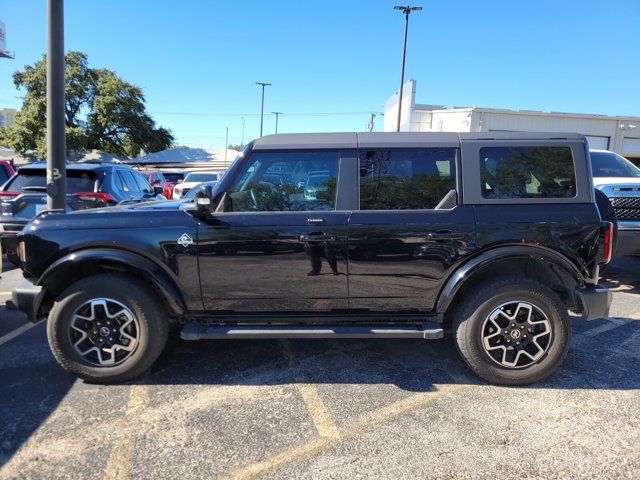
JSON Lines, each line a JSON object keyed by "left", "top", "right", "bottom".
{"left": 384, "top": 80, "right": 640, "bottom": 164}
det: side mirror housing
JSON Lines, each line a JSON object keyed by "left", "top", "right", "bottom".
{"left": 193, "top": 185, "right": 214, "bottom": 214}
{"left": 153, "top": 186, "right": 165, "bottom": 196}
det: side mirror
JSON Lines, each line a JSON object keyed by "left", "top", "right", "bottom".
{"left": 153, "top": 186, "right": 165, "bottom": 196}
{"left": 193, "top": 185, "right": 214, "bottom": 213}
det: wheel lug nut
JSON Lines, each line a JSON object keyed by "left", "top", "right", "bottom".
{"left": 109, "top": 337, "right": 113, "bottom": 341}
{"left": 511, "top": 323, "right": 515, "bottom": 327}
{"left": 520, "top": 325, "right": 524, "bottom": 329}
{"left": 93, "top": 330, "right": 97, "bottom": 334}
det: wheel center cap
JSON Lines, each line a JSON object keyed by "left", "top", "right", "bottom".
{"left": 99, "top": 326, "right": 111, "bottom": 337}
{"left": 510, "top": 329, "right": 522, "bottom": 340}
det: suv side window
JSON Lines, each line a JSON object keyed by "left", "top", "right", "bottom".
{"left": 131, "top": 170, "right": 153, "bottom": 193}
{"left": 224, "top": 151, "right": 339, "bottom": 212}
{"left": 480, "top": 146, "right": 576, "bottom": 199}
{"left": 359, "top": 149, "right": 456, "bottom": 210}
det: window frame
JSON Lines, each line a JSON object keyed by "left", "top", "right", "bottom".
{"left": 217, "top": 148, "right": 347, "bottom": 215}
{"left": 355, "top": 147, "right": 461, "bottom": 212}
{"left": 461, "top": 139, "right": 593, "bottom": 205}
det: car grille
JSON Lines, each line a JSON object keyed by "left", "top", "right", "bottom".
{"left": 611, "top": 197, "right": 640, "bottom": 221}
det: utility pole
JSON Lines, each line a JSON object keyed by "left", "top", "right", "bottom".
{"left": 393, "top": 5, "right": 421, "bottom": 132}
{"left": 272, "top": 112, "right": 282, "bottom": 134}
{"left": 224, "top": 126, "right": 228, "bottom": 167}
{"left": 46, "top": 0, "right": 66, "bottom": 210}
{"left": 367, "top": 112, "right": 377, "bottom": 132}
{"left": 241, "top": 116, "right": 245, "bottom": 148}
{"left": 256, "top": 82, "right": 271, "bottom": 137}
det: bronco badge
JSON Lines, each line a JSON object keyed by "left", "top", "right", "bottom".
{"left": 178, "top": 233, "right": 193, "bottom": 247}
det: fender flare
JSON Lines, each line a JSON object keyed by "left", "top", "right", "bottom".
{"left": 435, "top": 245, "right": 587, "bottom": 315}
{"left": 38, "top": 248, "right": 187, "bottom": 317}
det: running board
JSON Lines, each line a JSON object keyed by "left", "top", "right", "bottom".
{"left": 181, "top": 323, "right": 444, "bottom": 340}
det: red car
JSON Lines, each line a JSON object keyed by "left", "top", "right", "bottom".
{"left": 0, "top": 160, "right": 16, "bottom": 187}
{"left": 141, "top": 170, "right": 172, "bottom": 199}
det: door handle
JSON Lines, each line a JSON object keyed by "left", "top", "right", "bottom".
{"left": 299, "top": 233, "right": 337, "bottom": 242}
{"left": 426, "top": 231, "right": 464, "bottom": 241}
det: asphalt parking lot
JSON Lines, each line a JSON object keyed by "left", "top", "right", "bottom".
{"left": 0, "top": 257, "right": 639, "bottom": 479}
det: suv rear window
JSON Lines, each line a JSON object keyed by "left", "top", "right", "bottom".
{"left": 480, "top": 146, "right": 576, "bottom": 199}
{"left": 359, "top": 149, "right": 456, "bottom": 210}
{"left": 5, "top": 168, "right": 97, "bottom": 193}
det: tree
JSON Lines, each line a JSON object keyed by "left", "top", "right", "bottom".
{"left": 228, "top": 143, "right": 244, "bottom": 152}
{"left": 0, "top": 51, "right": 173, "bottom": 158}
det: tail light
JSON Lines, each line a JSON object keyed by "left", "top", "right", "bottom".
{"left": 0, "top": 191, "right": 20, "bottom": 198}
{"left": 601, "top": 221, "right": 614, "bottom": 265}
{"left": 72, "top": 192, "right": 114, "bottom": 203}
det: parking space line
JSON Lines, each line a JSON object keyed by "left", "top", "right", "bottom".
{"left": 219, "top": 384, "right": 468, "bottom": 480}
{"left": 582, "top": 317, "right": 637, "bottom": 338}
{"left": 296, "top": 384, "right": 340, "bottom": 439}
{"left": 103, "top": 385, "right": 149, "bottom": 480}
{"left": 0, "top": 322, "right": 38, "bottom": 347}
{"left": 0, "top": 291, "right": 12, "bottom": 295}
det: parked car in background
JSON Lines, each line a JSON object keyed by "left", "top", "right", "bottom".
{"left": 140, "top": 170, "right": 172, "bottom": 199}
{"left": 0, "top": 160, "right": 16, "bottom": 187}
{"left": 591, "top": 149, "right": 640, "bottom": 255}
{"left": 172, "top": 171, "right": 221, "bottom": 199}
{"left": 160, "top": 169, "right": 185, "bottom": 188}
{"left": 0, "top": 162, "right": 162, "bottom": 265}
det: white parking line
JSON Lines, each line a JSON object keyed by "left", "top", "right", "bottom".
{"left": 0, "top": 322, "right": 39, "bottom": 346}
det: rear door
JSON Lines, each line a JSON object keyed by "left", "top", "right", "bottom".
{"left": 347, "top": 144, "right": 476, "bottom": 312}
{"left": 198, "top": 149, "right": 351, "bottom": 313}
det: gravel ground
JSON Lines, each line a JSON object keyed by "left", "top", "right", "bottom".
{"left": 0, "top": 256, "right": 639, "bottom": 479}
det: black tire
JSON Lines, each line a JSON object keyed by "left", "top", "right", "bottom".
{"left": 453, "top": 277, "right": 571, "bottom": 385}
{"left": 47, "top": 273, "right": 169, "bottom": 383}
{"left": 5, "top": 250, "right": 19, "bottom": 267}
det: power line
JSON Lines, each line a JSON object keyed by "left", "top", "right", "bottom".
{"left": 150, "top": 110, "right": 382, "bottom": 118}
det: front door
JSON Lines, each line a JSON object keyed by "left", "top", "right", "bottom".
{"left": 347, "top": 147, "right": 476, "bottom": 312}
{"left": 198, "top": 149, "right": 349, "bottom": 313}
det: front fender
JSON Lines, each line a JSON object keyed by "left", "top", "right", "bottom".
{"left": 38, "top": 248, "right": 187, "bottom": 317}
{"left": 435, "top": 245, "right": 587, "bottom": 314}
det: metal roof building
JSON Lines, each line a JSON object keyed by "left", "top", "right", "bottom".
{"left": 384, "top": 80, "right": 640, "bottom": 164}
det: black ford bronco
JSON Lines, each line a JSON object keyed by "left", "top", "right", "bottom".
{"left": 12, "top": 132, "right": 613, "bottom": 385}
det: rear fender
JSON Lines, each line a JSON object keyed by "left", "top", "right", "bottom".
{"left": 436, "top": 245, "right": 587, "bottom": 315}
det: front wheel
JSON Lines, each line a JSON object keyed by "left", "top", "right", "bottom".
{"left": 47, "top": 273, "right": 169, "bottom": 383}
{"left": 453, "top": 277, "right": 571, "bottom": 385}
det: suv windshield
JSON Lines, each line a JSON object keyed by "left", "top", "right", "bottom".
{"left": 5, "top": 168, "right": 98, "bottom": 193}
{"left": 184, "top": 172, "right": 218, "bottom": 183}
{"left": 590, "top": 151, "right": 640, "bottom": 178}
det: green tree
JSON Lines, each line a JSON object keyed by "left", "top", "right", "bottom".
{"left": 228, "top": 143, "right": 244, "bottom": 152}
{"left": 0, "top": 51, "right": 173, "bottom": 158}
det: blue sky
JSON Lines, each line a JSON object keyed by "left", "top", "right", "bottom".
{"left": 1, "top": 0, "right": 639, "bottom": 148}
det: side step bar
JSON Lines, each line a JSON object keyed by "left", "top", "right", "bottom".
{"left": 181, "top": 323, "right": 444, "bottom": 341}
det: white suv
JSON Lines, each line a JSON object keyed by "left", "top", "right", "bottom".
{"left": 591, "top": 149, "right": 640, "bottom": 255}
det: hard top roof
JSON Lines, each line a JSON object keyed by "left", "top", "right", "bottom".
{"left": 252, "top": 132, "right": 586, "bottom": 150}
{"left": 18, "top": 162, "right": 128, "bottom": 171}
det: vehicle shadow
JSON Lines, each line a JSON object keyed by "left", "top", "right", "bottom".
{"left": 0, "top": 319, "right": 76, "bottom": 467}
{"left": 600, "top": 255, "right": 640, "bottom": 295}
{"left": 143, "top": 316, "right": 640, "bottom": 392}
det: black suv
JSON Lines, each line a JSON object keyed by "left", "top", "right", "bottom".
{"left": 11, "top": 132, "right": 613, "bottom": 385}
{"left": 0, "top": 162, "right": 161, "bottom": 264}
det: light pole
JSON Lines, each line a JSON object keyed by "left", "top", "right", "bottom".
{"left": 46, "top": 0, "right": 67, "bottom": 210}
{"left": 256, "top": 82, "right": 271, "bottom": 137}
{"left": 393, "top": 5, "right": 421, "bottom": 132}
{"left": 272, "top": 112, "right": 282, "bottom": 134}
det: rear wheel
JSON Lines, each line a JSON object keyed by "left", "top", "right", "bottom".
{"left": 453, "top": 277, "right": 571, "bottom": 385}
{"left": 47, "top": 273, "right": 169, "bottom": 383}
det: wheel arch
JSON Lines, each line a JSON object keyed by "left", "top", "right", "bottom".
{"left": 36, "top": 248, "right": 187, "bottom": 321}
{"left": 437, "top": 245, "right": 587, "bottom": 321}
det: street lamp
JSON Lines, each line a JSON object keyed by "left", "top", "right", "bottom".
{"left": 272, "top": 112, "right": 283, "bottom": 134}
{"left": 256, "top": 82, "right": 271, "bottom": 137}
{"left": 393, "top": 5, "right": 422, "bottom": 132}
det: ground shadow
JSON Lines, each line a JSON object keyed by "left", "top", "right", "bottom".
{"left": 142, "top": 316, "right": 640, "bottom": 392}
